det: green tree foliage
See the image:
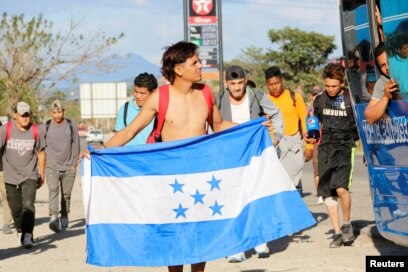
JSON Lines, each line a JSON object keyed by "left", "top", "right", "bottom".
{"left": 0, "top": 12, "right": 124, "bottom": 118}
{"left": 266, "top": 27, "right": 336, "bottom": 90}
{"left": 227, "top": 27, "right": 336, "bottom": 95}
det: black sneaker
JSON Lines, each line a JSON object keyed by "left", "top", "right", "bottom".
{"left": 60, "top": 216, "right": 69, "bottom": 230}
{"left": 329, "top": 234, "right": 342, "bottom": 248}
{"left": 49, "top": 216, "right": 61, "bottom": 233}
{"left": 341, "top": 224, "right": 355, "bottom": 243}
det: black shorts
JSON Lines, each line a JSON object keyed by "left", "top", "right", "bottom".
{"left": 317, "top": 144, "right": 355, "bottom": 198}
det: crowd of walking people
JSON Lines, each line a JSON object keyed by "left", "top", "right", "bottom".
{"left": 0, "top": 38, "right": 399, "bottom": 272}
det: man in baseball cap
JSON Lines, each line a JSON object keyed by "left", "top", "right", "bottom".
{"left": 16, "top": 101, "right": 31, "bottom": 116}
{"left": 3, "top": 101, "right": 45, "bottom": 249}
{"left": 225, "top": 65, "right": 246, "bottom": 80}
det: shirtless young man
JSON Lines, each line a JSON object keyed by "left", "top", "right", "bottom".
{"left": 84, "top": 41, "right": 271, "bottom": 272}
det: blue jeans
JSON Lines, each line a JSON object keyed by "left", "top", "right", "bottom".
{"left": 46, "top": 168, "right": 76, "bottom": 217}
{"left": 5, "top": 179, "right": 37, "bottom": 237}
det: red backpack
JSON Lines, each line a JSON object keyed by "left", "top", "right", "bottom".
{"left": 146, "top": 84, "right": 213, "bottom": 143}
{"left": 5, "top": 121, "right": 39, "bottom": 144}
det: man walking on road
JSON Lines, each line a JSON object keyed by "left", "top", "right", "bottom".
{"left": 305, "top": 63, "right": 357, "bottom": 248}
{"left": 0, "top": 102, "right": 45, "bottom": 248}
{"left": 114, "top": 72, "right": 158, "bottom": 145}
{"left": 41, "top": 100, "right": 80, "bottom": 232}
{"left": 264, "top": 66, "right": 313, "bottom": 193}
{"left": 217, "top": 65, "right": 283, "bottom": 262}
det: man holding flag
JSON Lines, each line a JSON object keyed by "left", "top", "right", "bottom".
{"left": 82, "top": 41, "right": 315, "bottom": 271}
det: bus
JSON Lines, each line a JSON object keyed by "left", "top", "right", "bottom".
{"left": 338, "top": 0, "right": 408, "bottom": 246}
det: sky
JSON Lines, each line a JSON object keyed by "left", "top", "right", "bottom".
{"left": 2, "top": 0, "right": 343, "bottom": 67}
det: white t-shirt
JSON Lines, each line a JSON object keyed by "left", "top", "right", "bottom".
{"left": 231, "top": 94, "right": 250, "bottom": 124}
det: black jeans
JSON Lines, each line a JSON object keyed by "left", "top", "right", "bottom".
{"left": 5, "top": 179, "right": 37, "bottom": 240}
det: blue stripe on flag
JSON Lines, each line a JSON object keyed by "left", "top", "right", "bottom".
{"left": 89, "top": 118, "right": 270, "bottom": 177}
{"left": 86, "top": 190, "right": 315, "bottom": 267}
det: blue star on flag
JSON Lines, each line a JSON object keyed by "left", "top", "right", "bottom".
{"left": 207, "top": 175, "right": 221, "bottom": 191}
{"left": 209, "top": 200, "right": 224, "bottom": 216}
{"left": 190, "top": 190, "right": 206, "bottom": 205}
{"left": 173, "top": 203, "right": 188, "bottom": 219}
{"left": 169, "top": 179, "right": 185, "bottom": 194}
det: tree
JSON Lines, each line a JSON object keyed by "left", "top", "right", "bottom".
{"left": 228, "top": 27, "right": 336, "bottom": 93}
{"left": 266, "top": 27, "right": 336, "bottom": 90}
{"left": 0, "top": 12, "right": 124, "bottom": 117}
{"left": 225, "top": 46, "right": 270, "bottom": 89}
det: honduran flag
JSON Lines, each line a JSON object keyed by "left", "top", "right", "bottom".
{"left": 82, "top": 117, "right": 316, "bottom": 267}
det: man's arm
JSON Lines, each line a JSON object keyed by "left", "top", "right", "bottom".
{"left": 259, "top": 94, "right": 283, "bottom": 143}
{"left": 104, "top": 91, "right": 158, "bottom": 147}
{"left": 71, "top": 121, "right": 81, "bottom": 170}
{"left": 37, "top": 150, "right": 45, "bottom": 188}
{"left": 210, "top": 91, "right": 237, "bottom": 133}
{"left": 364, "top": 79, "right": 398, "bottom": 124}
{"left": 295, "top": 93, "right": 314, "bottom": 161}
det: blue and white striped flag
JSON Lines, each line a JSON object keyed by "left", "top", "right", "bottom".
{"left": 82, "top": 117, "right": 316, "bottom": 267}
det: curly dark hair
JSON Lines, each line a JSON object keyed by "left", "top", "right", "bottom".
{"left": 161, "top": 41, "right": 199, "bottom": 84}
{"left": 322, "top": 63, "right": 345, "bottom": 83}
{"left": 134, "top": 73, "right": 158, "bottom": 92}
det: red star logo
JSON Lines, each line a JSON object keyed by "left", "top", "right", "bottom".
{"left": 192, "top": 0, "right": 213, "bottom": 15}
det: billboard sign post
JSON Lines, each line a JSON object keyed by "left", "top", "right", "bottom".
{"left": 184, "top": 0, "right": 223, "bottom": 90}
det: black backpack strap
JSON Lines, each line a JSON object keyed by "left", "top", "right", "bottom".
{"left": 343, "top": 88, "right": 360, "bottom": 140}
{"left": 123, "top": 101, "right": 129, "bottom": 127}
{"left": 248, "top": 87, "right": 265, "bottom": 116}
{"left": 45, "top": 120, "right": 51, "bottom": 140}
{"left": 217, "top": 91, "right": 225, "bottom": 110}
{"left": 289, "top": 90, "right": 296, "bottom": 107}
{"left": 66, "top": 118, "right": 73, "bottom": 143}
{"left": 343, "top": 89, "right": 356, "bottom": 124}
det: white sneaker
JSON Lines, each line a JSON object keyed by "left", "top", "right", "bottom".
{"left": 22, "top": 233, "right": 33, "bottom": 249}
{"left": 227, "top": 252, "right": 246, "bottom": 263}
{"left": 317, "top": 196, "right": 324, "bottom": 205}
{"left": 255, "top": 243, "right": 269, "bottom": 258}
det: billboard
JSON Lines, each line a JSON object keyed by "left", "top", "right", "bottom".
{"left": 186, "top": 0, "right": 220, "bottom": 70}
{"left": 80, "top": 82, "right": 127, "bottom": 119}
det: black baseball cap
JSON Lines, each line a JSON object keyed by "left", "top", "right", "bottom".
{"left": 225, "top": 65, "right": 246, "bottom": 80}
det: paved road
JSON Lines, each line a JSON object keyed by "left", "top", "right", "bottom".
{"left": 1, "top": 145, "right": 407, "bottom": 271}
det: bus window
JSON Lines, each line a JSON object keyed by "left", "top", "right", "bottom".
{"left": 380, "top": 0, "right": 408, "bottom": 96}
{"left": 341, "top": 0, "right": 373, "bottom": 103}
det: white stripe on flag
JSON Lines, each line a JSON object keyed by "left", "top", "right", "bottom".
{"left": 86, "top": 146, "right": 294, "bottom": 224}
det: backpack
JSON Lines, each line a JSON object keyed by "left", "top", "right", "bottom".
{"left": 288, "top": 89, "right": 304, "bottom": 138}
{"left": 317, "top": 88, "right": 359, "bottom": 141}
{"left": 45, "top": 119, "right": 73, "bottom": 143}
{"left": 146, "top": 84, "right": 213, "bottom": 143}
{"left": 248, "top": 87, "right": 265, "bottom": 117}
{"left": 5, "top": 121, "right": 39, "bottom": 144}
{"left": 289, "top": 90, "right": 297, "bottom": 107}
